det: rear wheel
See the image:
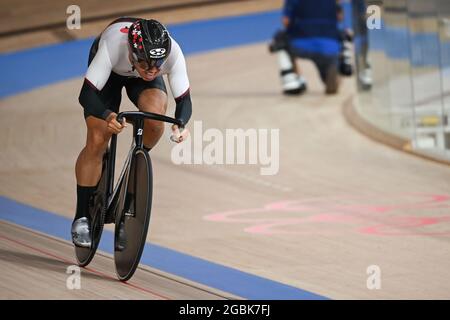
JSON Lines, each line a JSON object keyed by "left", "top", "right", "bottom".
{"left": 114, "top": 149, "right": 153, "bottom": 281}
{"left": 75, "top": 152, "right": 108, "bottom": 267}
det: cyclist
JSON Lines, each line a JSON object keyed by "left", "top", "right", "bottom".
{"left": 72, "top": 18, "right": 192, "bottom": 247}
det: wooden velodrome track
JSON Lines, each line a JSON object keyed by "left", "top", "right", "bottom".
{"left": 1, "top": 1, "right": 450, "bottom": 299}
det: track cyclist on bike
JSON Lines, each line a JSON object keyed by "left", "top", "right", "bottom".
{"left": 72, "top": 18, "right": 192, "bottom": 247}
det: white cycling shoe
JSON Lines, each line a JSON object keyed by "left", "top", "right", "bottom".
{"left": 71, "top": 217, "right": 92, "bottom": 248}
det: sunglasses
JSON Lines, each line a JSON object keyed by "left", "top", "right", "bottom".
{"left": 132, "top": 57, "right": 166, "bottom": 71}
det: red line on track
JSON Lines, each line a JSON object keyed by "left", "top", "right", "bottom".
{"left": 0, "top": 234, "right": 171, "bottom": 300}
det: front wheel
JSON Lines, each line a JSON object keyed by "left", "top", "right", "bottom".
{"left": 114, "top": 149, "right": 153, "bottom": 281}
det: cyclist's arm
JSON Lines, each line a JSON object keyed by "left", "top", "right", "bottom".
{"left": 167, "top": 50, "right": 192, "bottom": 126}
{"left": 174, "top": 89, "right": 192, "bottom": 126}
{"left": 78, "top": 41, "right": 114, "bottom": 120}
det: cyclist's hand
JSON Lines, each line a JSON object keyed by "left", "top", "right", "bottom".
{"left": 106, "top": 112, "right": 127, "bottom": 134}
{"left": 170, "top": 124, "right": 189, "bottom": 143}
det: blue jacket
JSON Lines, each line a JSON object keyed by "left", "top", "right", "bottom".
{"left": 284, "top": 0, "right": 341, "bottom": 56}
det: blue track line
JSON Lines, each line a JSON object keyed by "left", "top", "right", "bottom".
{"left": 0, "top": 196, "right": 327, "bottom": 300}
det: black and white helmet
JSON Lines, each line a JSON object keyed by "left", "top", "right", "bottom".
{"left": 128, "top": 19, "right": 171, "bottom": 69}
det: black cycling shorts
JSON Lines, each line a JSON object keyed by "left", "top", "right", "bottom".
{"left": 84, "top": 36, "right": 167, "bottom": 119}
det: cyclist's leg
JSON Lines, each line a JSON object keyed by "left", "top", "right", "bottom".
{"left": 138, "top": 88, "right": 168, "bottom": 149}
{"left": 75, "top": 116, "right": 112, "bottom": 186}
{"left": 72, "top": 116, "right": 113, "bottom": 246}
{"left": 74, "top": 72, "right": 123, "bottom": 222}
{"left": 125, "top": 76, "right": 168, "bottom": 150}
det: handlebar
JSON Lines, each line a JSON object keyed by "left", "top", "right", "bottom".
{"left": 116, "top": 111, "right": 184, "bottom": 130}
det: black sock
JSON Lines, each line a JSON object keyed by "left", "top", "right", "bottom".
{"left": 75, "top": 185, "right": 97, "bottom": 220}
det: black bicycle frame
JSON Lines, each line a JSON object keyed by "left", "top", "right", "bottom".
{"left": 104, "top": 111, "right": 184, "bottom": 217}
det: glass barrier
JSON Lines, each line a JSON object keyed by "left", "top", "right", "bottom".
{"left": 352, "top": 0, "right": 450, "bottom": 160}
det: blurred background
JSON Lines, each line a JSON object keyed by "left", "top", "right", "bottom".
{"left": 2, "top": 0, "right": 449, "bottom": 162}
{"left": 352, "top": 0, "right": 450, "bottom": 162}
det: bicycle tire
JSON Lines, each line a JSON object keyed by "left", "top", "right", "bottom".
{"left": 114, "top": 149, "right": 153, "bottom": 281}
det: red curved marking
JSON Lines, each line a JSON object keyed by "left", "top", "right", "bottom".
{"left": 244, "top": 219, "right": 344, "bottom": 235}
{"left": 360, "top": 216, "right": 450, "bottom": 236}
{"left": 204, "top": 193, "right": 450, "bottom": 237}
